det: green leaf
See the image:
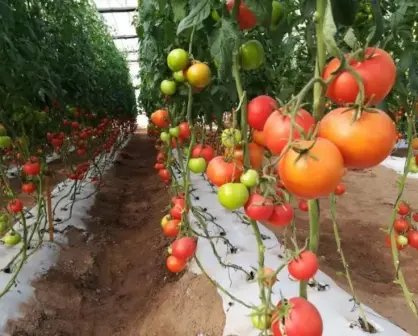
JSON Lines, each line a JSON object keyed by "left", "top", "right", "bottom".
{"left": 367, "top": 0, "right": 384, "bottom": 46}
{"left": 243, "top": 0, "right": 272, "bottom": 25}
{"left": 210, "top": 18, "right": 240, "bottom": 81}
{"left": 177, "top": 0, "right": 211, "bottom": 35}
{"left": 171, "top": 0, "right": 187, "bottom": 22}
{"left": 323, "top": 0, "right": 339, "bottom": 57}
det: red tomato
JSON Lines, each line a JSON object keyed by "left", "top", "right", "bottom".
{"left": 170, "top": 201, "right": 186, "bottom": 220}
{"left": 178, "top": 122, "right": 191, "bottom": 139}
{"left": 151, "top": 109, "right": 170, "bottom": 128}
{"left": 319, "top": 107, "right": 397, "bottom": 169}
{"left": 23, "top": 162, "right": 41, "bottom": 176}
{"left": 191, "top": 144, "right": 215, "bottom": 163}
{"left": 247, "top": 95, "right": 278, "bottom": 131}
{"left": 397, "top": 202, "right": 410, "bottom": 216}
{"left": 263, "top": 108, "right": 315, "bottom": 155}
{"left": 408, "top": 231, "right": 418, "bottom": 249}
{"left": 271, "top": 297, "right": 323, "bottom": 336}
{"left": 252, "top": 130, "right": 265, "bottom": 147}
{"left": 394, "top": 218, "right": 409, "bottom": 233}
{"left": 334, "top": 183, "right": 346, "bottom": 196}
{"left": 278, "top": 139, "right": 344, "bottom": 199}
{"left": 7, "top": 199, "right": 23, "bottom": 214}
{"left": 288, "top": 251, "right": 319, "bottom": 281}
{"left": 206, "top": 156, "right": 243, "bottom": 187}
{"left": 298, "top": 200, "right": 308, "bottom": 212}
{"left": 156, "top": 152, "right": 166, "bottom": 163}
{"left": 323, "top": 48, "right": 396, "bottom": 105}
{"left": 267, "top": 203, "right": 294, "bottom": 227}
{"left": 171, "top": 237, "right": 197, "bottom": 260}
{"left": 413, "top": 213, "right": 418, "bottom": 222}
{"left": 226, "top": 0, "right": 257, "bottom": 30}
{"left": 163, "top": 220, "right": 180, "bottom": 237}
{"left": 166, "top": 255, "right": 186, "bottom": 273}
{"left": 22, "top": 182, "right": 36, "bottom": 194}
{"left": 244, "top": 193, "right": 274, "bottom": 221}
{"left": 158, "top": 168, "right": 171, "bottom": 181}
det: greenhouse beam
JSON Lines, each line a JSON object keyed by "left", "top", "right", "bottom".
{"left": 98, "top": 7, "right": 137, "bottom": 13}
{"left": 112, "top": 35, "right": 138, "bottom": 40}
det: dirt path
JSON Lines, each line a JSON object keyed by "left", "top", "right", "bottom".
{"left": 6, "top": 134, "right": 225, "bottom": 336}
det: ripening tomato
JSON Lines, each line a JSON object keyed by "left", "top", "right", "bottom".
{"left": 397, "top": 202, "right": 410, "bottom": 216}
{"left": 278, "top": 138, "right": 344, "bottom": 199}
{"left": 247, "top": 95, "right": 277, "bottom": 131}
{"left": 151, "top": 109, "right": 170, "bottom": 128}
{"left": 244, "top": 193, "right": 274, "bottom": 221}
{"left": 23, "top": 162, "right": 41, "bottom": 176}
{"left": 288, "top": 251, "right": 319, "bottom": 281}
{"left": 408, "top": 231, "right": 418, "bottom": 249}
{"left": 163, "top": 220, "right": 180, "bottom": 237}
{"left": 22, "top": 182, "right": 36, "bottom": 194}
{"left": 166, "top": 255, "right": 186, "bottom": 273}
{"left": 178, "top": 122, "right": 191, "bottom": 139}
{"left": 261, "top": 267, "right": 277, "bottom": 287}
{"left": 206, "top": 156, "right": 243, "bottom": 187}
{"left": 318, "top": 107, "right": 396, "bottom": 169}
{"left": 267, "top": 203, "right": 294, "bottom": 227}
{"left": 385, "top": 233, "right": 407, "bottom": 250}
{"left": 226, "top": 0, "right": 257, "bottom": 30}
{"left": 271, "top": 297, "right": 323, "bottom": 336}
{"left": 186, "top": 63, "right": 211, "bottom": 89}
{"left": 412, "top": 138, "right": 418, "bottom": 150}
{"left": 7, "top": 199, "right": 23, "bottom": 214}
{"left": 191, "top": 144, "right": 215, "bottom": 163}
{"left": 323, "top": 48, "right": 396, "bottom": 105}
{"left": 171, "top": 237, "right": 197, "bottom": 260}
{"left": 263, "top": 108, "right": 315, "bottom": 155}
{"left": 394, "top": 218, "right": 409, "bottom": 233}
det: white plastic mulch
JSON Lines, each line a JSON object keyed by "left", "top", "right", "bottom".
{"left": 0, "top": 138, "right": 130, "bottom": 331}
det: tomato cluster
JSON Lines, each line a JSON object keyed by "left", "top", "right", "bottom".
{"left": 386, "top": 202, "right": 418, "bottom": 251}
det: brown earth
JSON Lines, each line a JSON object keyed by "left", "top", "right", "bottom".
{"left": 4, "top": 133, "right": 418, "bottom": 335}
{"left": 5, "top": 133, "right": 225, "bottom": 336}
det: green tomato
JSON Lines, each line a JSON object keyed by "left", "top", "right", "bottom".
{"left": 188, "top": 157, "right": 207, "bottom": 174}
{"left": 160, "top": 80, "right": 177, "bottom": 95}
{"left": 36, "top": 111, "right": 47, "bottom": 121}
{"left": 397, "top": 234, "right": 408, "bottom": 247}
{"left": 169, "top": 127, "right": 180, "bottom": 137}
{"left": 239, "top": 40, "right": 264, "bottom": 71}
{"left": 0, "top": 136, "right": 12, "bottom": 149}
{"left": 183, "top": 147, "right": 190, "bottom": 156}
{"left": 221, "top": 128, "right": 242, "bottom": 148}
{"left": 211, "top": 9, "right": 220, "bottom": 22}
{"left": 0, "top": 220, "right": 9, "bottom": 234}
{"left": 0, "top": 214, "right": 8, "bottom": 222}
{"left": 0, "top": 124, "right": 7, "bottom": 136}
{"left": 408, "top": 157, "right": 418, "bottom": 174}
{"left": 240, "top": 169, "right": 259, "bottom": 188}
{"left": 217, "top": 183, "right": 249, "bottom": 210}
{"left": 160, "top": 131, "right": 170, "bottom": 142}
{"left": 250, "top": 307, "right": 271, "bottom": 330}
{"left": 168, "top": 246, "right": 172, "bottom": 254}
{"left": 167, "top": 48, "right": 189, "bottom": 72}
{"left": 3, "top": 231, "right": 22, "bottom": 246}
{"left": 173, "top": 70, "right": 186, "bottom": 83}
{"left": 270, "top": 1, "right": 285, "bottom": 30}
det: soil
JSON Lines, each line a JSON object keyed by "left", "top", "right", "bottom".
{"left": 3, "top": 133, "right": 418, "bottom": 335}
{"left": 5, "top": 133, "right": 225, "bottom": 336}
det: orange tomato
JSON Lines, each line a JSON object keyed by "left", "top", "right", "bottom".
{"left": 163, "top": 220, "right": 180, "bottom": 237}
{"left": 318, "top": 107, "right": 396, "bottom": 169}
{"left": 166, "top": 255, "right": 186, "bottom": 273}
{"left": 186, "top": 63, "right": 211, "bottom": 88}
{"left": 412, "top": 138, "right": 418, "bottom": 150}
{"left": 151, "top": 109, "right": 170, "bottom": 128}
{"left": 225, "top": 143, "right": 265, "bottom": 170}
{"left": 206, "top": 156, "right": 243, "bottom": 187}
{"left": 278, "top": 138, "right": 344, "bottom": 199}
{"left": 252, "top": 129, "right": 265, "bottom": 147}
